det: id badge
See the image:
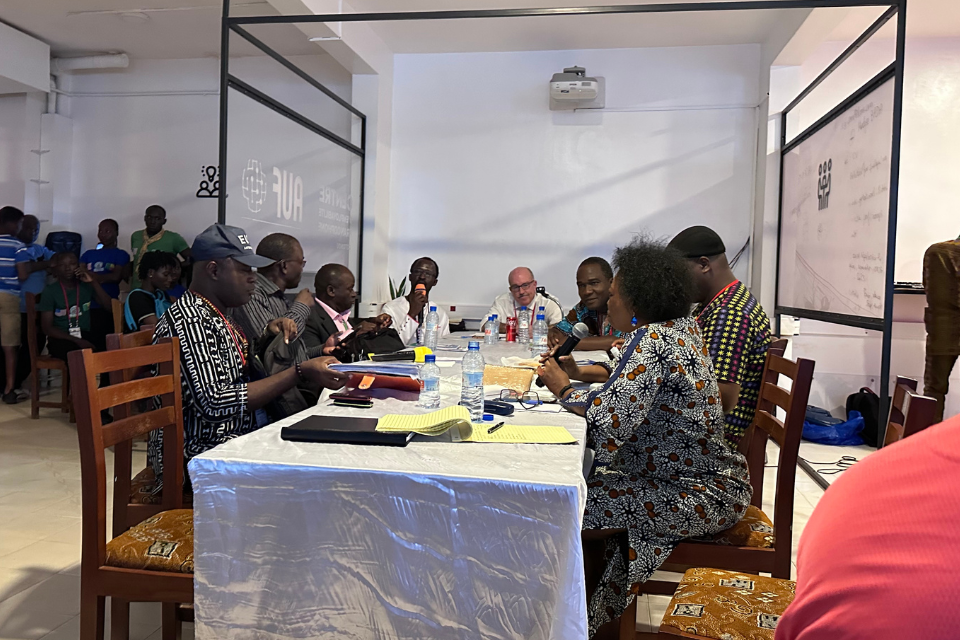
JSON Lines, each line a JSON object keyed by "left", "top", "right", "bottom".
{"left": 254, "top": 408, "right": 270, "bottom": 428}
{"left": 69, "top": 326, "right": 82, "bottom": 339}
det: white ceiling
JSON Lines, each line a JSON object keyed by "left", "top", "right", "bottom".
{"left": 1, "top": 0, "right": 957, "bottom": 62}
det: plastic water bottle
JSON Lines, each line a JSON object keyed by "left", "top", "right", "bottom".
{"left": 484, "top": 314, "right": 499, "bottom": 345}
{"left": 460, "top": 341, "right": 485, "bottom": 422}
{"left": 531, "top": 312, "right": 548, "bottom": 356}
{"left": 418, "top": 354, "right": 441, "bottom": 409}
{"left": 423, "top": 304, "right": 439, "bottom": 350}
{"left": 517, "top": 306, "right": 531, "bottom": 344}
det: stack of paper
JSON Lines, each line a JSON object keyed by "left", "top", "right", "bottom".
{"left": 330, "top": 362, "right": 421, "bottom": 377}
{"left": 376, "top": 406, "right": 471, "bottom": 436}
{"left": 376, "top": 406, "right": 577, "bottom": 444}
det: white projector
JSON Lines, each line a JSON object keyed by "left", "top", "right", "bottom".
{"left": 549, "top": 66, "right": 604, "bottom": 110}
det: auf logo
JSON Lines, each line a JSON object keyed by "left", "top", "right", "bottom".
{"left": 241, "top": 159, "right": 267, "bottom": 214}
{"left": 817, "top": 159, "right": 832, "bottom": 211}
{"left": 273, "top": 168, "right": 303, "bottom": 222}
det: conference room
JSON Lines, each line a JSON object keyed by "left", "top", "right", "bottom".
{"left": 0, "top": 1, "right": 958, "bottom": 639}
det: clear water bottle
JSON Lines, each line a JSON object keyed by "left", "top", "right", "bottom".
{"left": 484, "top": 314, "right": 499, "bottom": 345}
{"left": 517, "top": 306, "right": 531, "bottom": 344}
{"left": 423, "top": 304, "right": 439, "bottom": 350}
{"left": 531, "top": 312, "right": 548, "bottom": 356}
{"left": 460, "top": 341, "right": 485, "bottom": 422}
{"left": 418, "top": 354, "right": 441, "bottom": 409}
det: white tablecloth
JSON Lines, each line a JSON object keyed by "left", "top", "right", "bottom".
{"left": 190, "top": 334, "right": 602, "bottom": 640}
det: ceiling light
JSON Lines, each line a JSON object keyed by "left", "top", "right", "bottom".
{"left": 309, "top": 36, "right": 342, "bottom": 42}
{"left": 118, "top": 12, "right": 151, "bottom": 23}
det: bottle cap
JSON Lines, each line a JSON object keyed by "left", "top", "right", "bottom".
{"left": 468, "top": 341, "right": 480, "bottom": 350}
{"left": 430, "top": 304, "right": 437, "bottom": 312}
{"left": 424, "top": 354, "right": 436, "bottom": 363}
{"left": 521, "top": 306, "right": 527, "bottom": 311}
{"left": 482, "top": 414, "right": 495, "bottom": 422}
{"left": 491, "top": 314, "right": 498, "bottom": 319}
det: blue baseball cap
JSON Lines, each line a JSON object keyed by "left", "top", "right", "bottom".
{"left": 191, "top": 224, "right": 275, "bottom": 268}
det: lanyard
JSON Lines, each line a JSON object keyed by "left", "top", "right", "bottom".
{"left": 195, "top": 293, "right": 247, "bottom": 368}
{"left": 697, "top": 280, "right": 739, "bottom": 321}
{"left": 59, "top": 281, "right": 80, "bottom": 329}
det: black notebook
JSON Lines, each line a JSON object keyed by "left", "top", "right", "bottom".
{"left": 280, "top": 414, "right": 415, "bottom": 447}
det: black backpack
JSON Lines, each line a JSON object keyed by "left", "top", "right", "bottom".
{"left": 846, "top": 387, "right": 880, "bottom": 447}
{"left": 251, "top": 333, "right": 310, "bottom": 421}
{"left": 307, "top": 328, "right": 406, "bottom": 363}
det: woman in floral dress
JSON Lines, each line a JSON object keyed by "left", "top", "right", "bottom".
{"left": 538, "top": 237, "right": 753, "bottom": 637}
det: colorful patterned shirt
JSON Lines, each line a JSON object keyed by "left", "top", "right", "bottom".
{"left": 555, "top": 301, "right": 623, "bottom": 339}
{"left": 694, "top": 281, "right": 771, "bottom": 446}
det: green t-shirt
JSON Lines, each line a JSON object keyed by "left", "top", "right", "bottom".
{"left": 38, "top": 281, "right": 95, "bottom": 332}
{"left": 130, "top": 229, "right": 189, "bottom": 288}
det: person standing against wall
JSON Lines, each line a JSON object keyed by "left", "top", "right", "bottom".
{"left": 81, "top": 219, "right": 130, "bottom": 351}
{"left": 922, "top": 237, "right": 960, "bottom": 422}
{"left": 129, "top": 205, "right": 191, "bottom": 289}
{"left": 0, "top": 206, "right": 28, "bottom": 404}
{"left": 14, "top": 214, "right": 54, "bottom": 399}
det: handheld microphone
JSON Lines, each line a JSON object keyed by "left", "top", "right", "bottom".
{"left": 536, "top": 322, "right": 590, "bottom": 388}
{"left": 415, "top": 283, "right": 426, "bottom": 293}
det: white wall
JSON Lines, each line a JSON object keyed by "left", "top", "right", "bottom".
{"left": 62, "top": 54, "right": 353, "bottom": 255}
{"left": 388, "top": 45, "right": 762, "bottom": 315}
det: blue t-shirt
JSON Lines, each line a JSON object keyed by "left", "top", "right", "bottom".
{"left": 81, "top": 247, "right": 130, "bottom": 303}
{"left": 0, "top": 235, "right": 28, "bottom": 295}
{"left": 166, "top": 283, "right": 187, "bottom": 300}
{"left": 16, "top": 243, "right": 55, "bottom": 312}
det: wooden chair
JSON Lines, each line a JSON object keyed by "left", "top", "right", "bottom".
{"left": 26, "top": 293, "right": 72, "bottom": 420}
{"left": 111, "top": 298, "right": 124, "bottom": 335}
{"left": 883, "top": 376, "right": 937, "bottom": 446}
{"left": 69, "top": 339, "right": 192, "bottom": 640}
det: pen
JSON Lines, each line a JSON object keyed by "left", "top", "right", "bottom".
{"left": 487, "top": 421, "right": 505, "bottom": 434}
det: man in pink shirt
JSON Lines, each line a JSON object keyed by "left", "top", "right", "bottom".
{"left": 776, "top": 414, "right": 960, "bottom": 639}
{"left": 303, "top": 263, "right": 391, "bottom": 353}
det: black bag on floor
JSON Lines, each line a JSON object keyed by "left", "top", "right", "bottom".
{"left": 845, "top": 387, "right": 880, "bottom": 447}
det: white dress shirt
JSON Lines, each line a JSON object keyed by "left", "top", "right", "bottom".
{"left": 486, "top": 291, "right": 563, "bottom": 325}
{"left": 381, "top": 296, "right": 451, "bottom": 346}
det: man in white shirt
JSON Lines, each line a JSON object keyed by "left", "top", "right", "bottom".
{"left": 381, "top": 257, "right": 451, "bottom": 345}
{"left": 486, "top": 266, "right": 563, "bottom": 332}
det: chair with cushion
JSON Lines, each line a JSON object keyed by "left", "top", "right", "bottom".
{"left": 882, "top": 376, "right": 937, "bottom": 446}
{"left": 26, "top": 293, "right": 72, "bottom": 420}
{"left": 636, "top": 353, "right": 814, "bottom": 598}
{"left": 69, "top": 338, "right": 192, "bottom": 640}
{"left": 654, "top": 567, "right": 795, "bottom": 640}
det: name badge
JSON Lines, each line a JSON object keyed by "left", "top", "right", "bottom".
{"left": 69, "top": 326, "right": 82, "bottom": 339}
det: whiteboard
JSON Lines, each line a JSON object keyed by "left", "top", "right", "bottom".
{"left": 778, "top": 77, "right": 895, "bottom": 322}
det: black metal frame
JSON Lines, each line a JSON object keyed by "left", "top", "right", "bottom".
{"left": 773, "top": 2, "right": 905, "bottom": 452}
{"left": 219, "top": 0, "right": 905, "bottom": 450}
{"left": 217, "top": 1, "right": 367, "bottom": 300}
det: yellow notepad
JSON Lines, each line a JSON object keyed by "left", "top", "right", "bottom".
{"left": 460, "top": 424, "right": 577, "bottom": 444}
{"left": 376, "top": 406, "right": 472, "bottom": 436}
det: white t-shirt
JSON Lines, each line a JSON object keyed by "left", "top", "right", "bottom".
{"left": 486, "top": 291, "right": 563, "bottom": 326}
{"left": 381, "top": 296, "right": 452, "bottom": 346}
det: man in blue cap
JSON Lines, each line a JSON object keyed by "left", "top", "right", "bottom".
{"left": 148, "top": 223, "right": 349, "bottom": 486}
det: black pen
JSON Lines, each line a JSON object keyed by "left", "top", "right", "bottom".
{"left": 487, "top": 421, "right": 505, "bottom": 434}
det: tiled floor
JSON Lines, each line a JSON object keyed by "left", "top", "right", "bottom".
{"left": 0, "top": 389, "right": 870, "bottom": 639}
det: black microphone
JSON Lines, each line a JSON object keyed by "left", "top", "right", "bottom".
{"left": 536, "top": 322, "right": 590, "bottom": 388}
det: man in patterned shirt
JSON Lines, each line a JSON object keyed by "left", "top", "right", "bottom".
{"left": 669, "top": 226, "right": 771, "bottom": 447}
{"left": 150, "top": 224, "right": 349, "bottom": 484}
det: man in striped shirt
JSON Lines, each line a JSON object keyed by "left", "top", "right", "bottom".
{"left": 149, "top": 224, "right": 349, "bottom": 485}
{"left": 0, "top": 206, "right": 27, "bottom": 404}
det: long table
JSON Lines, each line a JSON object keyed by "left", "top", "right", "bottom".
{"left": 190, "top": 334, "right": 599, "bottom": 640}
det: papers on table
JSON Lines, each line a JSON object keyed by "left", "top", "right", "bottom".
{"left": 376, "top": 406, "right": 577, "bottom": 444}
{"left": 330, "top": 362, "right": 420, "bottom": 377}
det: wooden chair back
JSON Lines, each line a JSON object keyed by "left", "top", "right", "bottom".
{"left": 26, "top": 293, "right": 43, "bottom": 370}
{"left": 105, "top": 330, "right": 159, "bottom": 536}
{"left": 738, "top": 338, "right": 788, "bottom": 461}
{"left": 883, "top": 377, "right": 937, "bottom": 446}
{"left": 111, "top": 298, "right": 124, "bottom": 335}
{"left": 69, "top": 338, "right": 184, "bottom": 572}
{"left": 26, "top": 293, "right": 71, "bottom": 419}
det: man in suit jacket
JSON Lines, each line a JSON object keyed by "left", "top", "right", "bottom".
{"left": 304, "top": 263, "right": 391, "bottom": 353}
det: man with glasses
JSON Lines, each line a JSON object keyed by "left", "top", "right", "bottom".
{"left": 232, "top": 233, "right": 314, "bottom": 344}
{"left": 486, "top": 266, "right": 563, "bottom": 333}
{"left": 382, "top": 257, "right": 450, "bottom": 345}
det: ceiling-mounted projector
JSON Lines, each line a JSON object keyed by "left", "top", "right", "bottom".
{"left": 549, "top": 66, "right": 604, "bottom": 111}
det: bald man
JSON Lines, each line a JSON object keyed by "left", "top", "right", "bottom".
{"left": 486, "top": 266, "right": 563, "bottom": 332}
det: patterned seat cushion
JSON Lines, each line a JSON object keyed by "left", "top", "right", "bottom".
{"left": 129, "top": 467, "right": 193, "bottom": 507}
{"left": 105, "top": 509, "right": 193, "bottom": 573}
{"left": 659, "top": 567, "right": 795, "bottom": 640}
{"left": 703, "top": 505, "right": 774, "bottom": 548}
